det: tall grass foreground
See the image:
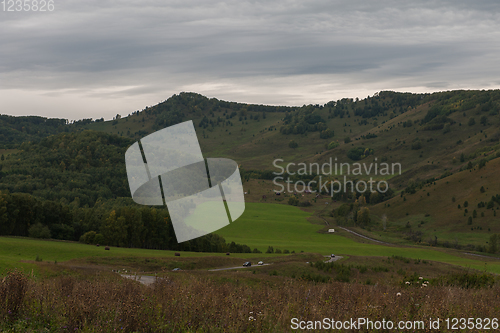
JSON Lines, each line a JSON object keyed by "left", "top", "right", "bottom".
{"left": 0, "top": 269, "right": 499, "bottom": 332}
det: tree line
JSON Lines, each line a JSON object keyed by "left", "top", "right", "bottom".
{"left": 0, "top": 190, "right": 254, "bottom": 253}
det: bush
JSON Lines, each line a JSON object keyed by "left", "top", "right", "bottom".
{"left": 28, "top": 223, "right": 51, "bottom": 239}
{"left": 347, "top": 147, "right": 373, "bottom": 161}
{"left": 94, "top": 233, "right": 105, "bottom": 245}
{"left": 319, "top": 129, "right": 334, "bottom": 139}
{"left": 288, "top": 196, "right": 299, "bottom": 206}
{"left": 480, "top": 116, "right": 488, "bottom": 125}
{"left": 275, "top": 249, "right": 282, "bottom": 254}
{"left": 468, "top": 117, "right": 476, "bottom": 126}
{"left": 327, "top": 141, "right": 339, "bottom": 150}
{"left": 80, "top": 231, "right": 97, "bottom": 244}
{"left": 265, "top": 246, "right": 274, "bottom": 254}
{"left": 288, "top": 140, "right": 298, "bottom": 148}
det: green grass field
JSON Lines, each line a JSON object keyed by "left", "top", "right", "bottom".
{"left": 216, "top": 203, "right": 500, "bottom": 273}
{"left": 0, "top": 236, "right": 267, "bottom": 274}
{"left": 2, "top": 202, "right": 500, "bottom": 275}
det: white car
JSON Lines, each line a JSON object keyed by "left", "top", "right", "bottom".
{"left": 257, "top": 261, "right": 264, "bottom": 265}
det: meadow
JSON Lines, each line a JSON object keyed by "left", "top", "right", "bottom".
{"left": 2, "top": 202, "right": 500, "bottom": 275}
{"left": 216, "top": 203, "right": 500, "bottom": 273}
{"left": 0, "top": 236, "right": 267, "bottom": 275}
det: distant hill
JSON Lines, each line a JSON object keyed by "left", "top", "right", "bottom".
{"left": 84, "top": 90, "right": 500, "bottom": 180}
{"left": 1, "top": 90, "right": 500, "bottom": 204}
{"left": 0, "top": 115, "right": 69, "bottom": 148}
{"left": 1, "top": 90, "right": 500, "bottom": 250}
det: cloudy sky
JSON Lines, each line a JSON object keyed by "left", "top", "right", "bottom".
{"left": 1, "top": 0, "right": 500, "bottom": 120}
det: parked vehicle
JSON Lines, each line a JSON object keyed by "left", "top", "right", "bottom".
{"left": 172, "top": 268, "right": 182, "bottom": 271}
{"left": 331, "top": 254, "right": 335, "bottom": 258}
{"left": 257, "top": 261, "right": 264, "bottom": 265}
{"left": 243, "top": 262, "right": 252, "bottom": 267}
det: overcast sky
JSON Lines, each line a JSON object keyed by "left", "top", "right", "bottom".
{"left": 1, "top": 0, "right": 500, "bottom": 121}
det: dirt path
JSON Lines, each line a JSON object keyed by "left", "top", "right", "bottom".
{"left": 324, "top": 255, "right": 343, "bottom": 263}
{"left": 208, "top": 263, "right": 272, "bottom": 272}
{"left": 464, "top": 252, "right": 500, "bottom": 260}
{"left": 317, "top": 214, "right": 393, "bottom": 246}
{"left": 336, "top": 226, "right": 393, "bottom": 246}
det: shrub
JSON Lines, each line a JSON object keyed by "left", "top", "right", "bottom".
{"left": 347, "top": 147, "right": 373, "bottom": 161}
{"left": 94, "top": 233, "right": 105, "bottom": 245}
{"left": 80, "top": 231, "right": 97, "bottom": 244}
{"left": 319, "top": 129, "right": 334, "bottom": 139}
{"left": 28, "top": 223, "right": 51, "bottom": 239}
{"left": 480, "top": 116, "right": 488, "bottom": 125}
{"left": 288, "top": 140, "right": 298, "bottom": 148}
{"left": 288, "top": 196, "right": 299, "bottom": 206}
{"left": 327, "top": 141, "right": 339, "bottom": 150}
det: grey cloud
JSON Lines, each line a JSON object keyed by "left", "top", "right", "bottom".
{"left": 0, "top": 0, "right": 500, "bottom": 118}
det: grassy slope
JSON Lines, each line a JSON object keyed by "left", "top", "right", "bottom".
{"left": 370, "top": 156, "right": 500, "bottom": 245}
{"left": 84, "top": 92, "right": 500, "bottom": 191}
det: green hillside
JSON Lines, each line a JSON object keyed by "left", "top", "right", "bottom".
{"left": 1, "top": 89, "right": 500, "bottom": 255}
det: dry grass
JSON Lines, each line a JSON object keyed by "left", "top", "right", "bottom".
{"left": 1, "top": 268, "right": 500, "bottom": 332}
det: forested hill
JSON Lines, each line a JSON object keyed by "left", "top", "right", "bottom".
{"left": 1, "top": 89, "right": 500, "bottom": 251}
{"left": 0, "top": 115, "right": 68, "bottom": 148}
{"left": 0, "top": 131, "right": 132, "bottom": 207}
{"left": 2, "top": 89, "right": 500, "bottom": 205}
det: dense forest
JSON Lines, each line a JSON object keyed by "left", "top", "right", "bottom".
{"left": 0, "top": 115, "right": 68, "bottom": 148}
{"left": 0, "top": 129, "right": 257, "bottom": 252}
{"left": 0, "top": 131, "right": 131, "bottom": 207}
{"left": 0, "top": 190, "right": 255, "bottom": 253}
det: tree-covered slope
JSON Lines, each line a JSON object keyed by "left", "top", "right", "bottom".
{"left": 0, "top": 131, "right": 132, "bottom": 207}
